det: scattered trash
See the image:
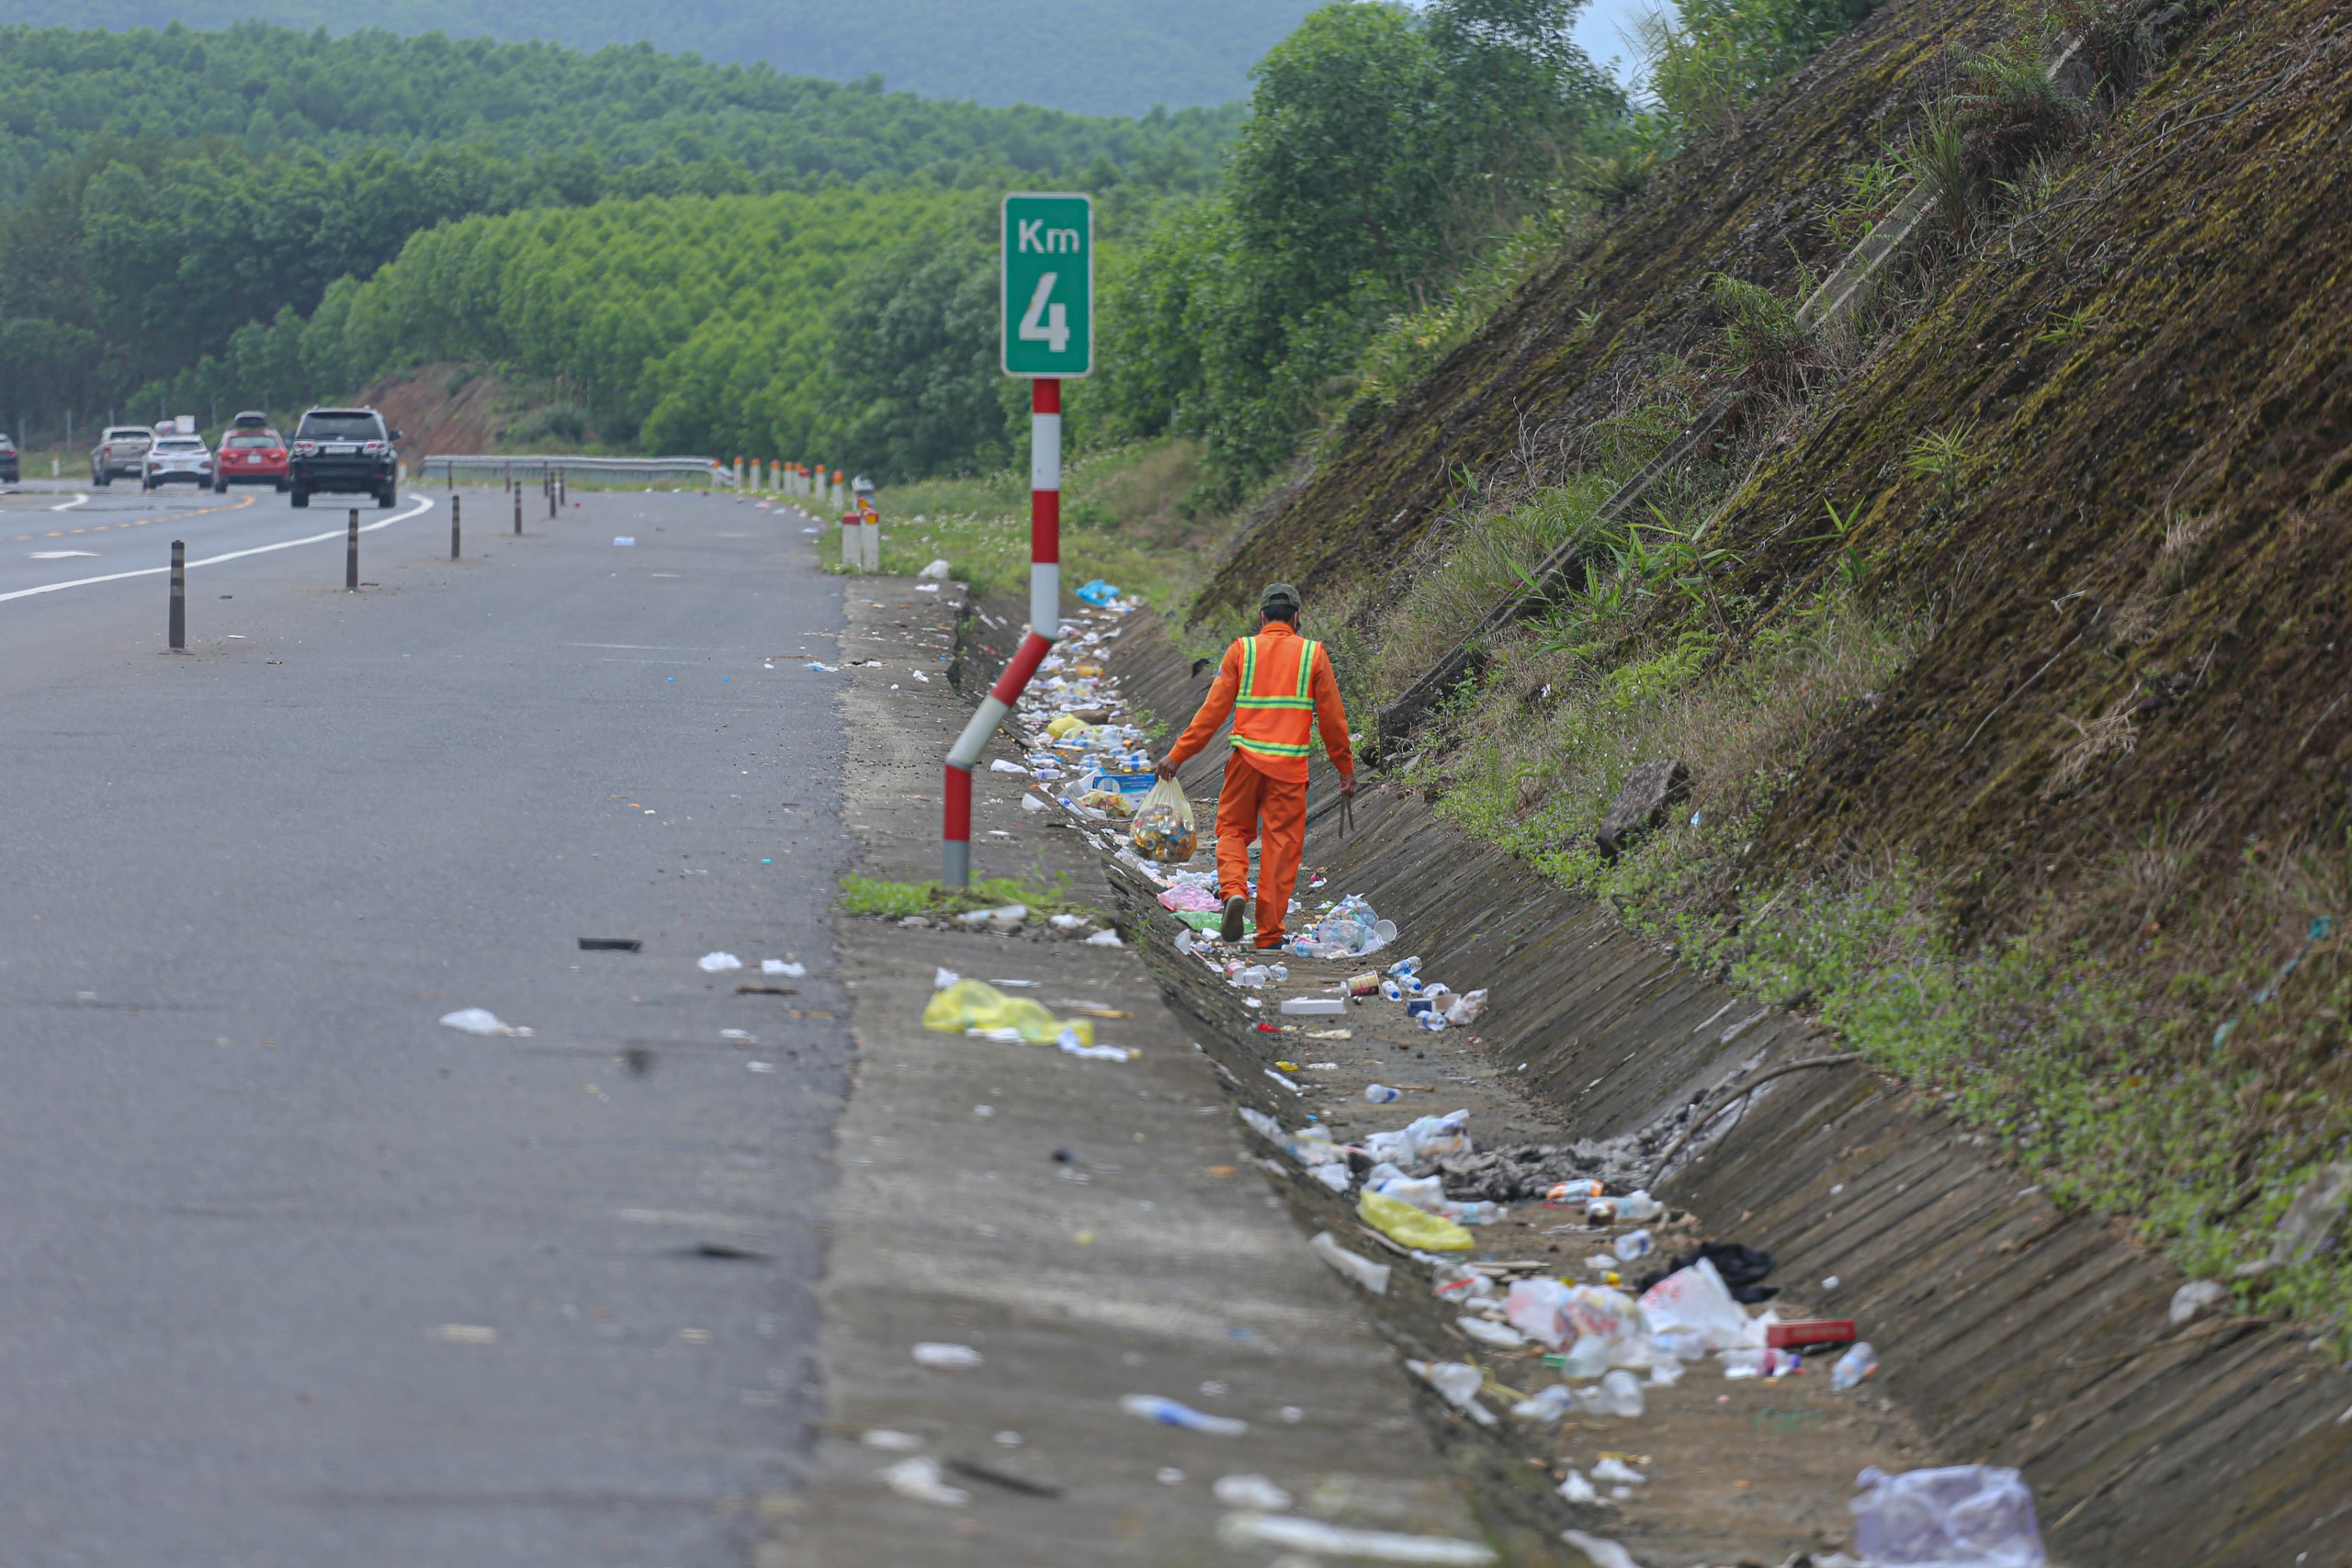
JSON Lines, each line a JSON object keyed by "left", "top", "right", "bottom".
{"left": 1560, "top": 1530, "right": 1642, "bottom": 1568}
{"left": 578, "top": 938, "right": 641, "bottom": 952}
{"left": 1598, "top": 1369, "right": 1646, "bottom": 1417}
{"left": 2240, "top": 1162, "right": 2352, "bottom": 1277}
{"left": 880, "top": 1455, "right": 969, "bottom": 1506}
{"left": 613, "top": 536, "right": 637, "bottom": 547}
{"left": 1361, "top": 1190, "right": 1474, "bottom": 1252}
{"left": 1589, "top": 1457, "right": 1645, "bottom": 1486}
{"left": 861, "top": 1428, "right": 923, "bottom": 1450}
{"left": 1074, "top": 579, "right": 1121, "bottom": 606}
{"left": 807, "top": 661, "right": 839, "bottom": 671}
{"left": 2168, "top": 1280, "right": 2230, "bottom": 1325}
{"left": 1849, "top": 1465, "right": 2045, "bottom": 1568}
{"left": 1217, "top": 1514, "right": 1498, "bottom": 1564}
{"left": 1406, "top": 1359, "right": 1498, "bottom": 1426}
{"left": 1641, "top": 1258, "right": 1769, "bottom": 1348}
{"left": 911, "top": 1342, "right": 984, "bottom": 1371}
{"left": 1555, "top": 1468, "right": 1599, "bottom": 1504}
{"left": 1214, "top": 1473, "right": 1294, "bottom": 1510}
{"left": 1121, "top": 1393, "right": 1248, "bottom": 1435}
{"left": 1310, "top": 1232, "right": 1393, "bottom": 1294}
{"left": 1281, "top": 996, "right": 1347, "bottom": 1017}
{"left": 438, "top": 1008, "right": 532, "bottom": 1037}
{"left": 957, "top": 903, "right": 1028, "bottom": 932}
{"left": 698, "top": 952, "right": 743, "bottom": 973}
{"left": 1365, "top": 1082, "right": 1403, "bottom": 1103}
{"left": 1612, "top": 1229, "right": 1655, "bottom": 1262}
{"left": 918, "top": 558, "right": 952, "bottom": 579}
{"left": 1767, "top": 1319, "right": 1858, "bottom": 1349}
{"left": 989, "top": 759, "right": 1030, "bottom": 774}
{"left": 944, "top": 1457, "right": 1064, "bottom": 1498}
{"left": 764, "top": 959, "right": 807, "bottom": 977}
{"left": 1084, "top": 929, "right": 1125, "bottom": 947}
{"left": 1514, "top": 1385, "right": 1575, "bottom": 1425}
{"left": 1831, "top": 1342, "right": 1879, "bottom": 1392}
{"left": 1458, "top": 1316, "right": 1529, "bottom": 1349}
{"left": 923, "top": 979, "right": 1097, "bottom": 1045}
{"left": 1022, "top": 794, "right": 1048, "bottom": 812}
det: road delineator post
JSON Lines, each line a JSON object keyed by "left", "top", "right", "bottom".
{"left": 514, "top": 486, "right": 522, "bottom": 536}
{"left": 168, "top": 539, "right": 185, "bottom": 649}
{"left": 451, "top": 493, "right": 461, "bottom": 560}
{"left": 944, "top": 376, "right": 1062, "bottom": 886}
{"left": 346, "top": 509, "right": 358, "bottom": 591}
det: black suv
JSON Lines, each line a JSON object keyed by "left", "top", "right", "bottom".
{"left": 288, "top": 407, "right": 401, "bottom": 509}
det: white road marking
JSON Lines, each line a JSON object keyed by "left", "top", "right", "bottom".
{"left": 29, "top": 550, "right": 99, "bottom": 559}
{"left": 50, "top": 493, "right": 91, "bottom": 512}
{"left": 0, "top": 495, "right": 435, "bottom": 606}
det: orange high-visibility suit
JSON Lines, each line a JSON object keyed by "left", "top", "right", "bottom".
{"left": 1163, "top": 621, "right": 1354, "bottom": 947}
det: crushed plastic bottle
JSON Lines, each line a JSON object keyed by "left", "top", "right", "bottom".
{"left": 1407, "top": 1359, "right": 1497, "bottom": 1426}
{"left": 1309, "top": 1231, "right": 1391, "bottom": 1295}
{"left": 1120, "top": 1393, "right": 1248, "bottom": 1435}
{"left": 1612, "top": 1229, "right": 1656, "bottom": 1262}
{"left": 1832, "top": 1341, "right": 1879, "bottom": 1392}
{"left": 1615, "top": 1190, "right": 1664, "bottom": 1222}
{"left": 1365, "top": 1083, "right": 1403, "bottom": 1104}
{"left": 1598, "top": 1369, "right": 1646, "bottom": 1417}
{"left": 1385, "top": 954, "right": 1423, "bottom": 976}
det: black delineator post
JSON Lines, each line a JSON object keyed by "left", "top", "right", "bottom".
{"left": 451, "top": 492, "right": 462, "bottom": 560}
{"left": 514, "top": 485, "right": 522, "bottom": 536}
{"left": 169, "top": 539, "right": 186, "bottom": 649}
{"left": 346, "top": 508, "right": 359, "bottom": 591}
{"left": 547, "top": 472, "right": 557, "bottom": 520}
{"left": 559, "top": 468, "right": 567, "bottom": 509}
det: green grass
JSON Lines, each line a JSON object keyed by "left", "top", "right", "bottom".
{"left": 839, "top": 874, "right": 1094, "bottom": 921}
{"left": 870, "top": 437, "right": 1221, "bottom": 614}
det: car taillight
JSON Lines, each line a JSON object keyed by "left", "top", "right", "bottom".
{"left": 294, "top": 442, "right": 316, "bottom": 456}
{"left": 362, "top": 440, "right": 384, "bottom": 453}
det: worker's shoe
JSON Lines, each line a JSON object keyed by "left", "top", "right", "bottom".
{"left": 1219, "top": 896, "right": 1248, "bottom": 945}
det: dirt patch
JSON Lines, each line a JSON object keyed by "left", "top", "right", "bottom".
{"left": 363, "top": 364, "right": 511, "bottom": 462}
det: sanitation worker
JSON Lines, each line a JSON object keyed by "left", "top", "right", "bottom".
{"left": 1157, "top": 582, "right": 1356, "bottom": 948}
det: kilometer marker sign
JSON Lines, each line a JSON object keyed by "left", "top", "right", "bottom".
{"left": 1001, "top": 193, "right": 1092, "bottom": 378}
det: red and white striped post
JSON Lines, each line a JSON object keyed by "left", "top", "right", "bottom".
{"left": 944, "top": 378, "right": 1060, "bottom": 886}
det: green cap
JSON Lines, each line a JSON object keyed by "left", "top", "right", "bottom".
{"left": 1260, "top": 581, "right": 1302, "bottom": 616}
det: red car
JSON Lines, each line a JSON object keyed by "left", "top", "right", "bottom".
{"left": 213, "top": 427, "right": 289, "bottom": 491}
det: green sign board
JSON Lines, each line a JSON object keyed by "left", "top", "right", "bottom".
{"left": 1001, "top": 192, "right": 1093, "bottom": 378}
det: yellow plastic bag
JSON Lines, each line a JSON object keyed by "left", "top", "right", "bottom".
{"left": 1358, "top": 1190, "right": 1475, "bottom": 1253}
{"left": 1045, "top": 713, "right": 1087, "bottom": 740}
{"left": 1129, "top": 776, "right": 1198, "bottom": 863}
{"left": 922, "top": 979, "right": 1095, "bottom": 1046}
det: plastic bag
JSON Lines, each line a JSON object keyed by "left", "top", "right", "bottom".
{"left": 1849, "top": 1465, "right": 2046, "bottom": 1568}
{"left": 1638, "top": 1257, "right": 1754, "bottom": 1350}
{"left": 1358, "top": 1190, "right": 1474, "bottom": 1252}
{"left": 921, "top": 978, "right": 1095, "bottom": 1046}
{"left": 1129, "top": 776, "right": 1198, "bottom": 863}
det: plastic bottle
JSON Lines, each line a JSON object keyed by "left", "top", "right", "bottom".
{"left": 1268, "top": 964, "right": 1289, "bottom": 982}
{"left": 1419, "top": 1011, "right": 1448, "bottom": 1032}
{"left": 1236, "top": 964, "right": 1271, "bottom": 987}
{"left": 1547, "top": 1179, "right": 1604, "bottom": 1203}
{"left": 1380, "top": 978, "right": 1407, "bottom": 1002}
{"left": 1119, "top": 1393, "right": 1249, "bottom": 1435}
{"left": 1386, "top": 954, "right": 1423, "bottom": 976}
{"left": 1599, "top": 1369, "right": 1646, "bottom": 1417}
{"left": 1832, "top": 1342, "right": 1879, "bottom": 1392}
{"left": 1364, "top": 1083, "right": 1402, "bottom": 1104}
{"left": 1615, "top": 1190, "right": 1664, "bottom": 1222}
{"left": 1612, "top": 1229, "right": 1655, "bottom": 1262}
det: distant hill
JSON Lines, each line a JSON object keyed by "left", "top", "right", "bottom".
{"left": 0, "top": 0, "right": 1317, "bottom": 115}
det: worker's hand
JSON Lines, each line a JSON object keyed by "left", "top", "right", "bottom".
{"left": 1155, "top": 756, "right": 1181, "bottom": 780}
{"left": 1340, "top": 773, "right": 1358, "bottom": 799}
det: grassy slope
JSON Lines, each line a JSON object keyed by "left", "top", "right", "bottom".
{"left": 1193, "top": 0, "right": 2352, "bottom": 1345}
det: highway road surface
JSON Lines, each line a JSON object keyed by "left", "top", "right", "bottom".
{"left": 0, "top": 478, "right": 853, "bottom": 1565}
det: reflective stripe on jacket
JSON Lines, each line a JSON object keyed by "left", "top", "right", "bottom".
{"left": 1230, "top": 633, "right": 1321, "bottom": 764}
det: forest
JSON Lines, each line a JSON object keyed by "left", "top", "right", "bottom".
{"left": 0, "top": 0, "right": 1871, "bottom": 486}
{"left": 0, "top": 0, "right": 1314, "bottom": 116}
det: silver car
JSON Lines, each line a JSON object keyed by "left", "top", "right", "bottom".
{"left": 142, "top": 434, "right": 215, "bottom": 491}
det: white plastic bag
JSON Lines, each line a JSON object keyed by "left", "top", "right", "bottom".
{"left": 1638, "top": 1257, "right": 1754, "bottom": 1350}
{"left": 1849, "top": 1464, "right": 2046, "bottom": 1568}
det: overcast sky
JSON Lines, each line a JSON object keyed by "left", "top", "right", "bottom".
{"left": 1575, "top": 0, "right": 1651, "bottom": 87}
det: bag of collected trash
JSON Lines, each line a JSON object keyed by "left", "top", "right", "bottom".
{"left": 921, "top": 978, "right": 1095, "bottom": 1047}
{"left": 1128, "top": 776, "right": 1198, "bottom": 863}
{"left": 1361, "top": 1110, "right": 1473, "bottom": 1171}
{"left": 1505, "top": 1279, "right": 1574, "bottom": 1348}
{"left": 1638, "top": 1257, "right": 1754, "bottom": 1350}
{"left": 1359, "top": 1190, "right": 1474, "bottom": 1252}
{"left": 1075, "top": 578, "right": 1120, "bottom": 607}
{"left": 1158, "top": 883, "right": 1223, "bottom": 913}
{"left": 1849, "top": 1464, "right": 2046, "bottom": 1568}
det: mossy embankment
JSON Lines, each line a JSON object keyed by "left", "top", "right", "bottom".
{"left": 1186, "top": 0, "right": 2352, "bottom": 1350}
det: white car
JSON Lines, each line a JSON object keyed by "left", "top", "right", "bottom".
{"left": 142, "top": 435, "right": 215, "bottom": 491}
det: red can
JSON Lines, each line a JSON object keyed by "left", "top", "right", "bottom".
{"left": 1767, "top": 1319, "right": 1857, "bottom": 1349}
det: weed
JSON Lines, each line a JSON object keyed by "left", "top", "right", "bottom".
{"left": 1905, "top": 112, "right": 1977, "bottom": 236}
{"left": 1803, "top": 497, "right": 1871, "bottom": 587}
{"left": 1709, "top": 274, "right": 1811, "bottom": 391}
{"left": 2034, "top": 306, "right": 2098, "bottom": 343}
{"left": 1822, "top": 156, "right": 1908, "bottom": 246}
{"left": 1905, "top": 423, "right": 1976, "bottom": 512}
{"left": 2044, "top": 691, "right": 2140, "bottom": 795}
{"left": 1577, "top": 149, "right": 1658, "bottom": 207}
{"left": 839, "top": 874, "right": 1091, "bottom": 921}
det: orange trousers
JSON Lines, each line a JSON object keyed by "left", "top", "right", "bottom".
{"left": 1216, "top": 754, "right": 1307, "bottom": 949}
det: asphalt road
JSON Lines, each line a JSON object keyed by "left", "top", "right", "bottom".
{"left": 0, "top": 480, "right": 854, "bottom": 1566}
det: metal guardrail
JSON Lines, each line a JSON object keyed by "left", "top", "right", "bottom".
{"left": 415, "top": 455, "right": 733, "bottom": 487}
